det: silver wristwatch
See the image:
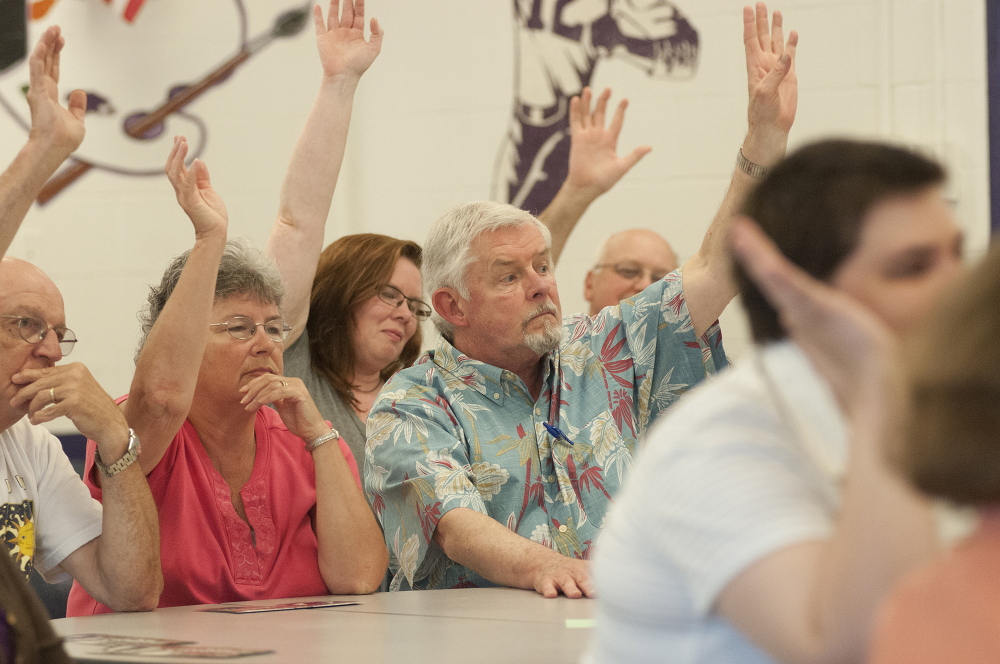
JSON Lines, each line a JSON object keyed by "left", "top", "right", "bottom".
{"left": 94, "top": 428, "right": 141, "bottom": 477}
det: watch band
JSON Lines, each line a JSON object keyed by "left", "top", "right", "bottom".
{"left": 94, "top": 428, "right": 141, "bottom": 477}
{"left": 736, "top": 147, "right": 773, "bottom": 179}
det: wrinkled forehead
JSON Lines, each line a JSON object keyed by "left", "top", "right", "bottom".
{"left": 470, "top": 224, "right": 549, "bottom": 265}
{"left": 211, "top": 292, "right": 281, "bottom": 319}
{"left": 0, "top": 259, "right": 66, "bottom": 322}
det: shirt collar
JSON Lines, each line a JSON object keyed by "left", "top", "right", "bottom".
{"left": 431, "top": 336, "right": 559, "bottom": 405}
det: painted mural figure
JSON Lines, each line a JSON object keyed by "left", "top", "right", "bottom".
{"left": 494, "top": 0, "right": 699, "bottom": 214}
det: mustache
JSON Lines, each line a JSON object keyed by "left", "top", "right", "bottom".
{"left": 522, "top": 303, "right": 558, "bottom": 330}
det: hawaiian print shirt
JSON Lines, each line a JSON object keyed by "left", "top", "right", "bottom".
{"left": 365, "top": 270, "right": 727, "bottom": 591}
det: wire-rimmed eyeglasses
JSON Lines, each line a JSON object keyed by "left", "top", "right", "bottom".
{"left": 209, "top": 316, "right": 292, "bottom": 342}
{"left": 593, "top": 261, "right": 669, "bottom": 284}
{"left": 378, "top": 284, "right": 432, "bottom": 320}
{"left": 0, "top": 315, "right": 77, "bottom": 355}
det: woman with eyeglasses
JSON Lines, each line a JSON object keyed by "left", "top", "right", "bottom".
{"left": 264, "top": 1, "right": 428, "bottom": 468}
{"left": 67, "top": 2, "right": 388, "bottom": 614}
{"left": 278, "top": 234, "right": 428, "bottom": 468}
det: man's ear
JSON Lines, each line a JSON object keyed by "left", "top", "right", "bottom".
{"left": 432, "top": 288, "right": 469, "bottom": 329}
{"left": 583, "top": 270, "right": 596, "bottom": 304}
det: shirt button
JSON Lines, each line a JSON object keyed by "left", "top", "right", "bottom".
{"left": 558, "top": 524, "right": 568, "bottom": 533}
{"left": 534, "top": 408, "right": 540, "bottom": 416}
{"left": 493, "top": 392, "right": 500, "bottom": 399}
{"left": 546, "top": 475, "right": 555, "bottom": 483}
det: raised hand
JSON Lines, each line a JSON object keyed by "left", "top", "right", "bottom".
{"left": 730, "top": 218, "right": 899, "bottom": 418}
{"left": 26, "top": 25, "right": 86, "bottom": 156}
{"left": 164, "top": 136, "right": 228, "bottom": 239}
{"left": 743, "top": 3, "right": 798, "bottom": 141}
{"left": 565, "top": 87, "right": 652, "bottom": 201}
{"left": 314, "top": 0, "right": 383, "bottom": 81}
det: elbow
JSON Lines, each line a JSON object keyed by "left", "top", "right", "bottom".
{"left": 104, "top": 578, "right": 162, "bottom": 613}
{"left": 321, "top": 550, "right": 388, "bottom": 596}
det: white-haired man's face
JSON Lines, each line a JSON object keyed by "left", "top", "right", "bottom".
{"left": 448, "top": 224, "right": 562, "bottom": 366}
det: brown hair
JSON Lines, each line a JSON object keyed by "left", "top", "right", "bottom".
{"left": 306, "top": 233, "right": 423, "bottom": 409}
{"left": 901, "top": 240, "right": 1000, "bottom": 504}
{"left": 735, "top": 139, "right": 946, "bottom": 343}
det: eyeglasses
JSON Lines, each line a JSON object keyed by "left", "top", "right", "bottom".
{"left": 593, "top": 261, "right": 669, "bottom": 284}
{"left": 209, "top": 316, "right": 292, "bottom": 342}
{"left": 0, "top": 315, "right": 77, "bottom": 355}
{"left": 377, "top": 284, "right": 432, "bottom": 320}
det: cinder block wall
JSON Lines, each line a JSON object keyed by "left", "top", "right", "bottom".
{"left": 0, "top": 0, "right": 987, "bottom": 433}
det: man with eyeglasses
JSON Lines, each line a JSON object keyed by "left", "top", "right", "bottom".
{"left": 585, "top": 228, "right": 679, "bottom": 315}
{"left": 0, "top": 27, "right": 161, "bottom": 614}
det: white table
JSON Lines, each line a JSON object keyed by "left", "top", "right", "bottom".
{"left": 51, "top": 588, "right": 596, "bottom": 663}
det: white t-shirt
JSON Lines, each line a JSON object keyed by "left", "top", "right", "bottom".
{"left": 0, "top": 417, "right": 103, "bottom": 582}
{"left": 587, "top": 341, "right": 846, "bottom": 664}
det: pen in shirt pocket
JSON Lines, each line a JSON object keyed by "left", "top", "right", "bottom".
{"left": 543, "top": 422, "right": 574, "bottom": 445}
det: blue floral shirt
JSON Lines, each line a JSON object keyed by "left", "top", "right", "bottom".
{"left": 365, "top": 270, "right": 727, "bottom": 590}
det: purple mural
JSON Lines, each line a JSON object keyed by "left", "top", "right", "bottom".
{"left": 494, "top": 0, "right": 699, "bottom": 215}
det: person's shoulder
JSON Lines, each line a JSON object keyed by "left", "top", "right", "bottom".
{"left": 1, "top": 417, "right": 59, "bottom": 451}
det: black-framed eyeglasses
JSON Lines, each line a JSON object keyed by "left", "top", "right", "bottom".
{"left": 593, "top": 261, "right": 669, "bottom": 284}
{"left": 377, "top": 284, "right": 432, "bottom": 320}
{"left": 0, "top": 315, "right": 77, "bottom": 355}
{"left": 209, "top": 316, "right": 292, "bottom": 343}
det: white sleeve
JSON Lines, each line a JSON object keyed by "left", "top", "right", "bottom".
{"left": 643, "top": 398, "right": 836, "bottom": 617}
{"left": 31, "top": 428, "right": 102, "bottom": 583}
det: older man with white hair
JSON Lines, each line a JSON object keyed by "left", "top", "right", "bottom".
{"left": 367, "top": 3, "right": 798, "bottom": 596}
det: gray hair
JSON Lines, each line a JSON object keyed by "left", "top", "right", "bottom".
{"left": 136, "top": 237, "right": 285, "bottom": 358}
{"left": 423, "top": 201, "right": 551, "bottom": 338}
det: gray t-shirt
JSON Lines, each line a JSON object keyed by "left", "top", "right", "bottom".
{"left": 283, "top": 329, "right": 367, "bottom": 467}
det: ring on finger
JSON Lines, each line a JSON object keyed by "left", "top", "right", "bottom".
{"left": 49, "top": 387, "right": 56, "bottom": 404}
{"left": 280, "top": 380, "right": 288, "bottom": 387}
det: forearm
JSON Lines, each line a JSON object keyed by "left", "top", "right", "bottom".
{"left": 0, "top": 137, "right": 74, "bottom": 258}
{"left": 129, "top": 234, "right": 226, "bottom": 453}
{"left": 267, "top": 75, "right": 360, "bottom": 334}
{"left": 683, "top": 128, "right": 788, "bottom": 336}
{"left": 538, "top": 181, "right": 599, "bottom": 265}
{"left": 312, "top": 439, "right": 387, "bottom": 594}
{"left": 91, "top": 464, "right": 162, "bottom": 611}
{"left": 433, "top": 507, "right": 558, "bottom": 590}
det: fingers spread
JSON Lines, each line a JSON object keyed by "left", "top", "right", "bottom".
{"left": 313, "top": 4, "right": 326, "bottom": 36}
{"left": 593, "top": 88, "right": 611, "bottom": 129}
{"left": 755, "top": 2, "right": 770, "bottom": 52}
{"left": 607, "top": 98, "right": 628, "bottom": 140}
{"left": 770, "top": 9, "right": 783, "bottom": 54}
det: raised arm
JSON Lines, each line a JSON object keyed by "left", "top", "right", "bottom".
{"left": 126, "top": 137, "right": 228, "bottom": 472}
{"left": 681, "top": 2, "right": 797, "bottom": 337}
{"left": 719, "top": 220, "right": 937, "bottom": 664}
{"left": 538, "top": 87, "right": 651, "bottom": 264}
{"left": 266, "top": 0, "right": 383, "bottom": 345}
{"left": 0, "top": 26, "right": 85, "bottom": 258}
